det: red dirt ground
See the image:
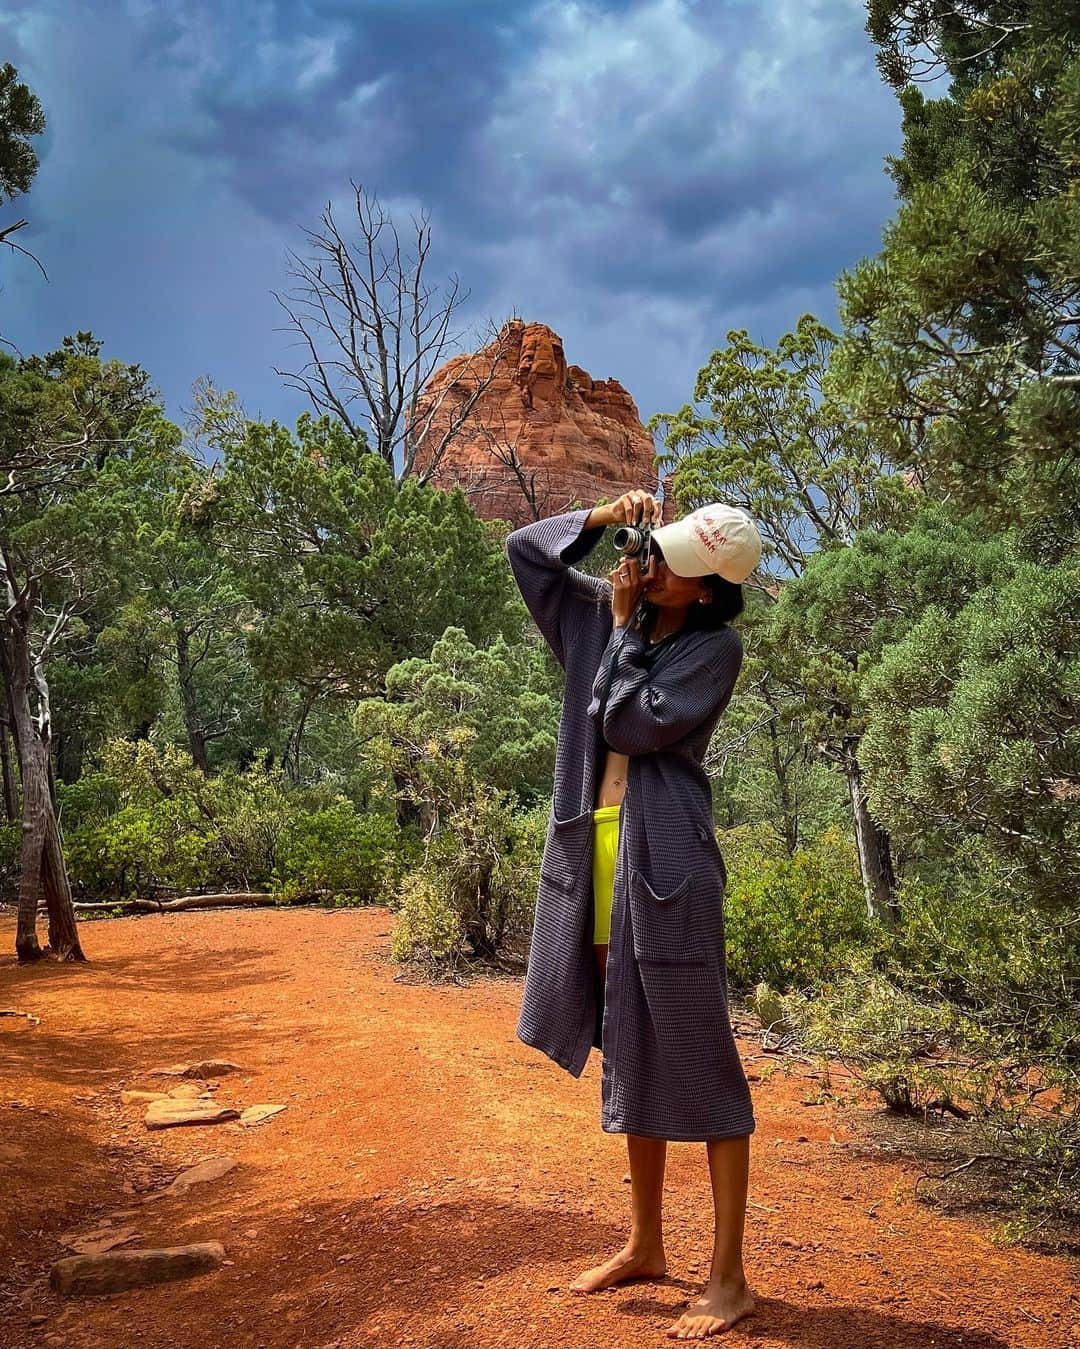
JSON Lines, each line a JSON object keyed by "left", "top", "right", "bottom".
{"left": 0, "top": 907, "right": 1076, "bottom": 1348}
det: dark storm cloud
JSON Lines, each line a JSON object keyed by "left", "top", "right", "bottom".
{"left": 2, "top": 0, "right": 902, "bottom": 430}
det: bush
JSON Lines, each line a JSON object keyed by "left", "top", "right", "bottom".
{"left": 778, "top": 954, "right": 1078, "bottom": 1243}
{"left": 774, "top": 857, "right": 1080, "bottom": 1245}
{"left": 273, "top": 804, "right": 419, "bottom": 905}
{"left": 723, "top": 827, "right": 871, "bottom": 992}
{"left": 390, "top": 789, "right": 546, "bottom": 971}
{"left": 57, "top": 739, "right": 423, "bottom": 904}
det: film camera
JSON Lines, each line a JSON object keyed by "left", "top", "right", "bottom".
{"left": 611, "top": 518, "right": 656, "bottom": 570}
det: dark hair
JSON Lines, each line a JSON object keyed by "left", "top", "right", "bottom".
{"left": 635, "top": 572, "right": 744, "bottom": 639}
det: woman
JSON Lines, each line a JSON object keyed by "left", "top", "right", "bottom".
{"left": 505, "top": 488, "right": 762, "bottom": 1340}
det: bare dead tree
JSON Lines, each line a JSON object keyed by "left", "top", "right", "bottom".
{"left": 273, "top": 181, "right": 512, "bottom": 485}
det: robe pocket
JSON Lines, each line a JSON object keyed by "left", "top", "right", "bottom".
{"left": 628, "top": 867, "right": 706, "bottom": 966}
{"left": 538, "top": 806, "right": 595, "bottom": 896}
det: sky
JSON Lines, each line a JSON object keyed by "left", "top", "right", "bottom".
{"left": 1, "top": 0, "right": 903, "bottom": 439}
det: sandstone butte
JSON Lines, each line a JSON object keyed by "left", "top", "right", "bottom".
{"left": 410, "top": 319, "right": 677, "bottom": 529}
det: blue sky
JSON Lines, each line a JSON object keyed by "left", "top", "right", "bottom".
{"left": 2, "top": 0, "right": 902, "bottom": 437}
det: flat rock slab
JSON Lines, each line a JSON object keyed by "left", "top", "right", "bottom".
{"left": 144, "top": 1099, "right": 240, "bottom": 1130}
{"left": 50, "top": 1242, "right": 225, "bottom": 1295}
{"left": 120, "top": 1090, "right": 171, "bottom": 1104}
{"left": 150, "top": 1060, "right": 242, "bottom": 1079}
{"left": 58, "top": 1226, "right": 141, "bottom": 1256}
{"left": 161, "top": 1156, "right": 239, "bottom": 1197}
{"left": 166, "top": 1083, "right": 208, "bottom": 1100}
{"left": 239, "top": 1103, "right": 287, "bottom": 1128}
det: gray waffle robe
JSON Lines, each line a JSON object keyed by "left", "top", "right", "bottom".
{"left": 506, "top": 507, "right": 756, "bottom": 1141}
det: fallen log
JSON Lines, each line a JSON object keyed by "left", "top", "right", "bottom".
{"left": 134, "top": 892, "right": 278, "bottom": 911}
{"left": 70, "top": 888, "right": 362, "bottom": 915}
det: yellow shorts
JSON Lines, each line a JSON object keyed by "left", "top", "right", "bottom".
{"left": 592, "top": 802, "right": 621, "bottom": 946}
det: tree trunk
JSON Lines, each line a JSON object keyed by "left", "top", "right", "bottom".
{"left": 42, "top": 808, "right": 84, "bottom": 959}
{"left": 6, "top": 617, "right": 85, "bottom": 961}
{"left": 0, "top": 639, "right": 22, "bottom": 821}
{"left": 282, "top": 692, "right": 316, "bottom": 786}
{"left": 766, "top": 717, "right": 799, "bottom": 855}
{"left": 14, "top": 715, "right": 47, "bottom": 961}
{"left": 844, "top": 747, "right": 897, "bottom": 925}
{"left": 175, "top": 626, "right": 209, "bottom": 772}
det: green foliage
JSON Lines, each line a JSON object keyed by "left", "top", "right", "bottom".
{"left": 274, "top": 804, "right": 416, "bottom": 905}
{"left": 834, "top": 11, "right": 1080, "bottom": 529}
{"left": 859, "top": 554, "right": 1080, "bottom": 909}
{"left": 0, "top": 817, "right": 19, "bottom": 895}
{"left": 770, "top": 504, "right": 1009, "bottom": 757}
{"left": 61, "top": 742, "right": 295, "bottom": 896}
{"left": 181, "top": 411, "right": 523, "bottom": 776}
{"left": 357, "top": 625, "right": 562, "bottom": 807}
{"left": 723, "top": 828, "right": 870, "bottom": 992}
{"left": 208, "top": 415, "right": 517, "bottom": 695}
{"left": 649, "top": 315, "right": 916, "bottom": 573}
{"left": 389, "top": 788, "right": 546, "bottom": 971}
{"left": 59, "top": 738, "right": 423, "bottom": 906}
{"left": 0, "top": 62, "right": 45, "bottom": 203}
{"left": 775, "top": 838, "right": 1079, "bottom": 1239}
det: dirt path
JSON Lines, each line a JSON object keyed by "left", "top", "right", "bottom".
{"left": 0, "top": 908, "right": 1075, "bottom": 1348}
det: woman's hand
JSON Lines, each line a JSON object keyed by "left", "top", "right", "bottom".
{"left": 593, "top": 490, "right": 663, "bottom": 529}
{"left": 590, "top": 490, "right": 663, "bottom": 627}
{"left": 608, "top": 552, "right": 658, "bottom": 627}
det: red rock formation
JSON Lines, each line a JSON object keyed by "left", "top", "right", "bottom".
{"left": 411, "top": 320, "right": 675, "bottom": 527}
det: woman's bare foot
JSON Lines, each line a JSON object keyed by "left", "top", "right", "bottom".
{"left": 664, "top": 1275, "right": 756, "bottom": 1338}
{"left": 569, "top": 1242, "right": 667, "bottom": 1293}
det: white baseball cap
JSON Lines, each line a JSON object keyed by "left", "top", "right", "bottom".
{"left": 650, "top": 503, "right": 762, "bottom": 583}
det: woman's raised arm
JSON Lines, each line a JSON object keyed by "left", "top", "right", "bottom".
{"left": 504, "top": 506, "right": 613, "bottom": 668}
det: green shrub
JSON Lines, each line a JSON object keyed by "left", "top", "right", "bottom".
{"left": 723, "top": 827, "right": 871, "bottom": 992}
{"left": 64, "top": 800, "right": 218, "bottom": 897}
{"left": 390, "top": 789, "right": 546, "bottom": 970}
{"left": 775, "top": 852, "right": 1080, "bottom": 1246}
{"left": 57, "top": 739, "right": 423, "bottom": 903}
{"left": 274, "top": 804, "right": 419, "bottom": 905}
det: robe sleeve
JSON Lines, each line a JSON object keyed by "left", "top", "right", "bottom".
{"left": 504, "top": 507, "right": 611, "bottom": 669}
{"left": 600, "top": 625, "right": 743, "bottom": 755}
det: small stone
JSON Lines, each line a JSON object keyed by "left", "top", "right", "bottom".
{"left": 59, "top": 1227, "right": 141, "bottom": 1256}
{"left": 29, "top": 1314, "right": 48, "bottom": 1326}
{"left": 166, "top": 1083, "right": 205, "bottom": 1100}
{"left": 120, "top": 1090, "right": 170, "bottom": 1105}
{"left": 239, "top": 1103, "right": 286, "bottom": 1128}
{"left": 150, "top": 1060, "right": 242, "bottom": 1079}
{"left": 49, "top": 1243, "right": 225, "bottom": 1295}
{"left": 159, "top": 1156, "right": 239, "bottom": 1196}
{"left": 144, "top": 1099, "right": 240, "bottom": 1130}
{"left": 547, "top": 1283, "right": 560, "bottom": 1293}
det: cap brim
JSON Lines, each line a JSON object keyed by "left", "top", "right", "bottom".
{"left": 650, "top": 520, "right": 709, "bottom": 577}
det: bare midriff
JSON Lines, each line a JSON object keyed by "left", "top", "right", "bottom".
{"left": 595, "top": 746, "right": 630, "bottom": 808}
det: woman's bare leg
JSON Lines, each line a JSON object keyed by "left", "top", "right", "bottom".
{"left": 569, "top": 944, "right": 669, "bottom": 1294}
{"left": 664, "top": 1135, "right": 757, "bottom": 1339}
